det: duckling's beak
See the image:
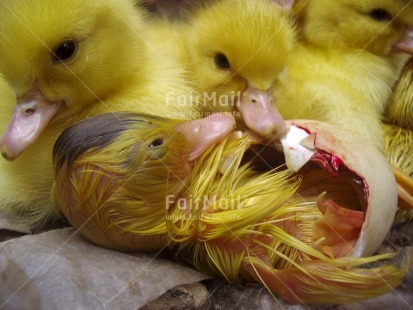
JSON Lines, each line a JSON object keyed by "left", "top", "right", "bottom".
{"left": 236, "top": 84, "right": 285, "bottom": 142}
{"left": 393, "top": 26, "right": 413, "bottom": 54}
{"left": 175, "top": 113, "right": 235, "bottom": 161}
{"left": 0, "top": 84, "right": 60, "bottom": 161}
{"left": 272, "top": 0, "right": 295, "bottom": 10}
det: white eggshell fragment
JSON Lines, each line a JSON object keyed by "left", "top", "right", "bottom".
{"left": 281, "top": 125, "right": 315, "bottom": 172}
{"left": 284, "top": 120, "right": 398, "bottom": 257}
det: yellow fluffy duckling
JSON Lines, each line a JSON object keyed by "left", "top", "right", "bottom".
{"left": 383, "top": 125, "right": 413, "bottom": 212}
{"left": 386, "top": 57, "right": 413, "bottom": 129}
{"left": 143, "top": 0, "right": 193, "bottom": 18}
{"left": 0, "top": 0, "right": 197, "bottom": 228}
{"left": 301, "top": 0, "right": 413, "bottom": 55}
{"left": 181, "top": 0, "right": 297, "bottom": 140}
{"left": 53, "top": 112, "right": 409, "bottom": 305}
{"left": 289, "top": 0, "right": 310, "bottom": 27}
{"left": 383, "top": 58, "right": 413, "bottom": 212}
{"left": 275, "top": 0, "right": 413, "bottom": 150}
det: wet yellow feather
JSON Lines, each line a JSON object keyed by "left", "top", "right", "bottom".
{"left": 53, "top": 113, "right": 191, "bottom": 250}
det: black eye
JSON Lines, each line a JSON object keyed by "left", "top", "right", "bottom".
{"left": 368, "top": 8, "right": 392, "bottom": 22}
{"left": 52, "top": 40, "right": 78, "bottom": 63}
{"left": 148, "top": 138, "right": 164, "bottom": 148}
{"left": 214, "top": 53, "right": 230, "bottom": 70}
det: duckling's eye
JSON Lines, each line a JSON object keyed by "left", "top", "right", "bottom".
{"left": 148, "top": 138, "right": 164, "bottom": 148}
{"left": 214, "top": 53, "right": 230, "bottom": 70}
{"left": 52, "top": 40, "right": 78, "bottom": 63}
{"left": 368, "top": 8, "right": 392, "bottom": 22}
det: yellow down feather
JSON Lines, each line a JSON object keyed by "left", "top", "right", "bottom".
{"left": 383, "top": 58, "right": 413, "bottom": 214}
{"left": 386, "top": 57, "right": 413, "bottom": 130}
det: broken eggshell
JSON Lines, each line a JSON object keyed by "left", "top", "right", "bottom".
{"left": 281, "top": 120, "right": 398, "bottom": 257}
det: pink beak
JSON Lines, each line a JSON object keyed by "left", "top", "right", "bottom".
{"left": 0, "top": 85, "right": 60, "bottom": 161}
{"left": 272, "top": 0, "right": 295, "bottom": 10}
{"left": 393, "top": 26, "right": 413, "bottom": 54}
{"left": 175, "top": 113, "right": 236, "bottom": 161}
{"left": 236, "top": 84, "right": 286, "bottom": 141}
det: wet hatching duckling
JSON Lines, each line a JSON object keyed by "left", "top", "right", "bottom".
{"left": 53, "top": 112, "right": 235, "bottom": 250}
{"left": 53, "top": 112, "right": 409, "bottom": 305}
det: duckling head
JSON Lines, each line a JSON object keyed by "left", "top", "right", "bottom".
{"left": 185, "top": 0, "right": 297, "bottom": 140}
{"left": 53, "top": 112, "right": 235, "bottom": 194}
{"left": 52, "top": 112, "right": 235, "bottom": 250}
{"left": 0, "top": 0, "right": 147, "bottom": 160}
{"left": 303, "top": 0, "right": 413, "bottom": 56}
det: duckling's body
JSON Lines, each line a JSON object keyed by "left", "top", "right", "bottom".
{"left": 383, "top": 57, "right": 413, "bottom": 212}
{"left": 386, "top": 57, "right": 413, "bottom": 130}
{"left": 275, "top": 46, "right": 395, "bottom": 149}
{"left": 275, "top": 0, "right": 413, "bottom": 150}
{"left": 0, "top": 0, "right": 197, "bottom": 228}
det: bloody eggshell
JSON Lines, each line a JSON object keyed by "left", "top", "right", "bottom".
{"left": 282, "top": 120, "right": 398, "bottom": 257}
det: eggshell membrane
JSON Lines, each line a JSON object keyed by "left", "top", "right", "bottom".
{"left": 286, "top": 120, "right": 398, "bottom": 257}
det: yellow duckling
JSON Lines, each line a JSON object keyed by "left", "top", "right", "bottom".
{"left": 53, "top": 112, "right": 408, "bottom": 305}
{"left": 383, "top": 125, "right": 413, "bottom": 212}
{"left": 289, "top": 0, "right": 309, "bottom": 27}
{"left": 383, "top": 58, "right": 413, "bottom": 212}
{"left": 275, "top": 0, "right": 413, "bottom": 150}
{"left": 143, "top": 0, "right": 192, "bottom": 18}
{"left": 0, "top": 0, "right": 197, "bottom": 228}
{"left": 387, "top": 57, "right": 413, "bottom": 130}
{"left": 181, "top": 0, "right": 297, "bottom": 140}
